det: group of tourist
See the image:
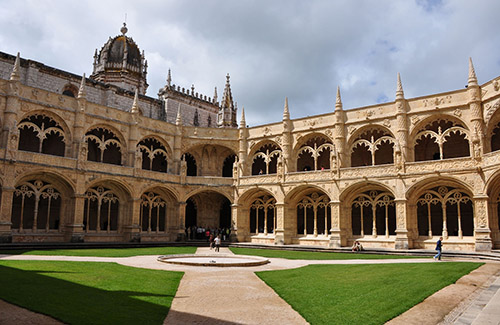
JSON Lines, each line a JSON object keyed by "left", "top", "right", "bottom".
{"left": 185, "top": 225, "right": 231, "bottom": 241}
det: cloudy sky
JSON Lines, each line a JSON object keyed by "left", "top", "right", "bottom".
{"left": 1, "top": 0, "right": 499, "bottom": 126}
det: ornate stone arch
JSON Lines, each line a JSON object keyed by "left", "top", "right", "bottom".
{"left": 138, "top": 185, "right": 178, "bottom": 234}
{"left": 293, "top": 132, "right": 334, "bottom": 172}
{"left": 410, "top": 114, "right": 471, "bottom": 161}
{"left": 137, "top": 135, "right": 172, "bottom": 173}
{"left": 83, "top": 178, "right": 133, "bottom": 234}
{"left": 249, "top": 140, "right": 282, "bottom": 175}
{"left": 11, "top": 171, "right": 75, "bottom": 233}
{"left": 84, "top": 124, "right": 126, "bottom": 165}
{"left": 17, "top": 111, "right": 72, "bottom": 157}
{"left": 347, "top": 125, "right": 396, "bottom": 167}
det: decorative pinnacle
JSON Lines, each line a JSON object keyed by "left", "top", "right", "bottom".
{"left": 283, "top": 97, "right": 290, "bottom": 120}
{"left": 78, "top": 73, "right": 86, "bottom": 99}
{"left": 240, "top": 106, "right": 246, "bottom": 128}
{"left": 213, "top": 87, "right": 218, "bottom": 103}
{"left": 468, "top": 57, "right": 478, "bottom": 86}
{"left": 396, "top": 73, "right": 405, "bottom": 100}
{"left": 176, "top": 103, "right": 182, "bottom": 125}
{"left": 10, "top": 52, "right": 20, "bottom": 81}
{"left": 335, "top": 86, "right": 343, "bottom": 110}
{"left": 131, "top": 88, "right": 139, "bottom": 114}
{"left": 120, "top": 22, "right": 128, "bottom": 35}
{"left": 166, "top": 69, "right": 172, "bottom": 87}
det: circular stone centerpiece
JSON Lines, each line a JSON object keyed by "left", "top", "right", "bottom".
{"left": 158, "top": 254, "right": 270, "bottom": 267}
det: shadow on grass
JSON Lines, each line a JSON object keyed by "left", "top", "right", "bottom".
{"left": 0, "top": 264, "right": 176, "bottom": 325}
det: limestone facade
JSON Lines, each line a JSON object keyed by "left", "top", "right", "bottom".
{"left": 1, "top": 28, "right": 500, "bottom": 252}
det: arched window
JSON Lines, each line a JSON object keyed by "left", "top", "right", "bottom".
{"left": 85, "top": 128, "right": 122, "bottom": 165}
{"left": 62, "top": 84, "right": 78, "bottom": 98}
{"left": 351, "top": 129, "right": 395, "bottom": 167}
{"left": 11, "top": 180, "right": 61, "bottom": 232}
{"left": 251, "top": 143, "right": 281, "bottom": 175}
{"left": 222, "top": 154, "right": 236, "bottom": 177}
{"left": 351, "top": 190, "right": 395, "bottom": 237}
{"left": 414, "top": 120, "right": 470, "bottom": 161}
{"left": 83, "top": 186, "right": 119, "bottom": 233}
{"left": 18, "top": 115, "right": 66, "bottom": 156}
{"left": 250, "top": 195, "right": 276, "bottom": 234}
{"left": 491, "top": 122, "right": 500, "bottom": 152}
{"left": 140, "top": 192, "right": 167, "bottom": 233}
{"left": 296, "top": 192, "right": 330, "bottom": 236}
{"left": 297, "top": 136, "right": 333, "bottom": 171}
{"left": 416, "top": 186, "right": 473, "bottom": 238}
{"left": 183, "top": 153, "right": 197, "bottom": 176}
{"left": 137, "top": 138, "right": 168, "bottom": 172}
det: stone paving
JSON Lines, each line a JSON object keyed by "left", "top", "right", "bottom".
{"left": 1, "top": 250, "right": 500, "bottom": 324}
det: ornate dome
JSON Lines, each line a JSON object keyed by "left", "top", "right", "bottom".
{"left": 91, "top": 23, "right": 148, "bottom": 94}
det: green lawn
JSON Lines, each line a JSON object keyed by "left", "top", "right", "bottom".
{"left": 0, "top": 246, "right": 197, "bottom": 257}
{"left": 257, "top": 262, "right": 482, "bottom": 325}
{"left": 0, "top": 260, "right": 183, "bottom": 325}
{"left": 230, "top": 247, "right": 418, "bottom": 260}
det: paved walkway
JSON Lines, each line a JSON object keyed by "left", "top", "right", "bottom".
{"left": 1, "top": 251, "right": 500, "bottom": 324}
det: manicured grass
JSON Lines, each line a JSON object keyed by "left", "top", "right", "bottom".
{"left": 0, "top": 246, "right": 197, "bottom": 257}
{"left": 0, "top": 260, "right": 183, "bottom": 324}
{"left": 257, "top": 262, "right": 482, "bottom": 325}
{"left": 230, "top": 247, "right": 417, "bottom": 259}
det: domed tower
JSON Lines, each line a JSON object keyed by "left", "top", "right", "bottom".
{"left": 91, "top": 23, "right": 148, "bottom": 94}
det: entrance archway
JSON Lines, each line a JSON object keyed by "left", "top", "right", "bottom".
{"left": 185, "top": 191, "right": 231, "bottom": 229}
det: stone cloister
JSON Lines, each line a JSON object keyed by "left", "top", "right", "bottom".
{"left": 1, "top": 26, "right": 500, "bottom": 251}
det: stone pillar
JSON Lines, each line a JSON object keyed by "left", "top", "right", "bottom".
{"left": 122, "top": 197, "right": 141, "bottom": 242}
{"left": 467, "top": 58, "right": 485, "bottom": 156}
{"left": 231, "top": 203, "right": 249, "bottom": 242}
{"left": 177, "top": 201, "right": 186, "bottom": 241}
{"left": 473, "top": 196, "right": 492, "bottom": 251}
{"left": 0, "top": 187, "right": 14, "bottom": 242}
{"left": 64, "top": 194, "right": 85, "bottom": 242}
{"left": 334, "top": 87, "right": 346, "bottom": 167}
{"left": 328, "top": 200, "right": 342, "bottom": 247}
{"left": 274, "top": 203, "right": 286, "bottom": 245}
{"left": 394, "top": 199, "right": 409, "bottom": 250}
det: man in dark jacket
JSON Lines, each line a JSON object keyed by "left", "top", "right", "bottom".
{"left": 434, "top": 237, "right": 443, "bottom": 261}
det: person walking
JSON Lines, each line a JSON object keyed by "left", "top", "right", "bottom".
{"left": 214, "top": 235, "right": 221, "bottom": 252}
{"left": 434, "top": 236, "right": 443, "bottom": 261}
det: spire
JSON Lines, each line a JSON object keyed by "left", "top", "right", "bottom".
{"left": 10, "top": 52, "right": 20, "bottom": 81}
{"left": 213, "top": 87, "right": 218, "bottom": 103}
{"left": 220, "top": 73, "right": 234, "bottom": 110}
{"left": 131, "top": 88, "right": 139, "bottom": 114}
{"left": 166, "top": 69, "right": 172, "bottom": 87}
{"left": 283, "top": 97, "right": 290, "bottom": 120}
{"left": 176, "top": 103, "right": 182, "bottom": 125}
{"left": 335, "top": 86, "right": 343, "bottom": 111}
{"left": 78, "top": 73, "right": 86, "bottom": 99}
{"left": 240, "top": 106, "right": 246, "bottom": 128}
{"left": 468, "top": 57, "right": 478, "bottom": 87}
{"left": 396, "top": 73, "right": 405, "bottom": 100}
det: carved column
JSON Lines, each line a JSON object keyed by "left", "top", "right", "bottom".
{"left": 329, "top": 200, "right": 342, "bottom": 247}
{"left": 0, "top": 187, "right": 14, "bottom": 242}
{"left": 177, "top": 201, "right": 187, "bottom": 241}
{"left": 274, "top": 203, "right": 288, "bottom": 245}
{"left": 173, "top": 125, "right": 182, "bottom": 174}
{"left": 231, "top": 203, "right": 249, "bottom": 242}
{"left": 395, "top": 74, "right": 409, "bottom": 160}
{"left": 473, "top": 196, "right": 492, "bottom": 251}
{"left": 63, "top": 194, "right": 86, "bottom": 242}
{"left": 394, "top": 198, "right": 409, "bottom": 250}
{"left": 2, "top": 76, "right": 20, "bottom": 149}
{"left": 128, "top": 117, "right": 139, "bottom": 168}
{"left": 125, "top": 197, "right": 141, "bottom": 242}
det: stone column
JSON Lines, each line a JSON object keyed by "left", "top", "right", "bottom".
{"left": 274, "top": 203, "right": 286, "bottom": 245}
{"left": 63, "top": 194, "right": 86, "bottom": 242}
{"left": 0, "top": 187, "right": 14, "bottom": 242}
{"left": 394, "top": 199, "right": 409, "bottom": 250}
{"left": 177, "top": 201, "right": 187, "bottom": 241}
{"left": 231, "top": 203, "right": 249, "bottom": 242}
{"left": 473, "top": 196, "right": 492, "bottom": 251}
{"left": 329, "top": 200, "right": 342, "bottom": 248}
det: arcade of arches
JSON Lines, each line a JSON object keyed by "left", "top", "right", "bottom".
{"left": 3, "top": 53, "right": 500, "bottom": 253}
